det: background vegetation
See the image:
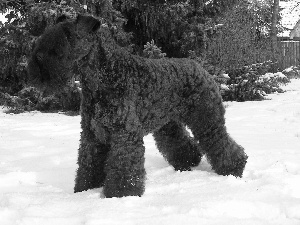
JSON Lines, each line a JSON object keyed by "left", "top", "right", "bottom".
{"left": 0, "top": 0, "right": 293, "bottom": 113}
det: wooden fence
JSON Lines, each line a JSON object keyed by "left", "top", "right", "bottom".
{"left": 278, "top": 40, "right": 300, "bottom": 70}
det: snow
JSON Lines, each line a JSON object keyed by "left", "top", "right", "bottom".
{"left": 261, "top": 72, "right": 287, "bottom": 80}
{"left": 1, "top": 80, "right": 300, "bottom": 225}
{"left": 220, "top": 83, "right": 230, "bottom": 91}
{"left": 0, "top": 12, "right": 8, "bottom": 23}
{"left": 284, "top": 66, "right": 295, "bottom": 73}
{"left": 221, "top": 73, "right": 230, "bottom": 79}
{"left": 274, "top": 72, "right": 287, "bottom": 78}
{"left": 279, "top": 0, "right": 300, "bottom": 37}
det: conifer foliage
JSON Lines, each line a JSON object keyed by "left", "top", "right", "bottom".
{"left": 0, "top": 0, "right": 287, "bottom": 113}
{"left": 143, "top": 40, "right": 166, "bottom": 59}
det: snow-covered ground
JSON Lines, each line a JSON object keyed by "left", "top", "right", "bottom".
{"left": 0, "top": 13, "right": 7, "bottom": 23}
{"left": 1, "top": 80, "right": 300, "bottom": 225}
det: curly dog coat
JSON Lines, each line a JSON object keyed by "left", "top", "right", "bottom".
{"left": 27, "top": 14, "right": 248, "bottom": 198}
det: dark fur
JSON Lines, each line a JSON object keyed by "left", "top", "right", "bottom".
{"left": 27, "top": 15, "right": 248, "bottom": 198}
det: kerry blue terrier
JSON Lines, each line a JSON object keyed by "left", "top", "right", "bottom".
{"left": 27, "top": 14, "right": 248, "bottom": 198}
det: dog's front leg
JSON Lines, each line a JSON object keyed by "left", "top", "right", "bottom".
{"left": 103, "top": 129, "right": 146, "bottom": 198}
{"left": 74, "top": 128, "right": 110, "bottom": 193}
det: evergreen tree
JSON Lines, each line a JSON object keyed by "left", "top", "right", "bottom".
{"left": 143, "top": 40, "right": 166, "bottom": 59}
{"left": 0, "top": 0, "right": 283, "bottom": 108}
{"left": 206, "top": 0, "right": 283, "bottom": 72}
{"left": 112, "top": 0, "right": 241, "bottom": 57}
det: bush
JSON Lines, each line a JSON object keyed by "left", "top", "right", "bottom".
{"left": 18, "top": 87, "right": 41, "bottom": 104}
{"left": 0, "top": 85, "right": 81, "bottom": 114}
{"left": 282, "top": 66, "right": 300, "bottom": 79}
{"left": 143, "top": 40, "right": 166, "bottom": 59}
{"left": 0, "top": 91, "right": 35, "bottom": 114}
{"left": 36, "top": 95, "right": 62, "bottom": 112}
{"left": 58, "top": 85, "right": 81, "bottom": 112}
{"left": 214, "top": 61, "right": 290, "bottom": 102}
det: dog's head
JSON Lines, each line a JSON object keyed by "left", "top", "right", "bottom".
{"left": 27, "top": 14, "right": 101, "bottom": 93}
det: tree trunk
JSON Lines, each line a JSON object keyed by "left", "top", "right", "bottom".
{"left": 271, "top": 0, "right": 279, "bottom": 56}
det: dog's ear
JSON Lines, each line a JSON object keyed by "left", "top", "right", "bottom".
{"left": 56, "top": 14, "right": 69, "bottom": 24}
{"left": 76, "top": 14, "right": 101, "bottom": 34}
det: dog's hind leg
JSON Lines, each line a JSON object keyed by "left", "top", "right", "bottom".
{"left": 153, "top": 120, "right": 203, "bottom": 171}
{"left": 184, "top": 76, "right": 248, "bottom": 177}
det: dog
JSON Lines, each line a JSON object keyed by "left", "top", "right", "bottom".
{"left": 27, "top": 14, "right": 247, "bottom": 198}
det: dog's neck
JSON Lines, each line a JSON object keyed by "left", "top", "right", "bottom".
{"left": 79, "top": 27, "right": 126, "bottom": 69}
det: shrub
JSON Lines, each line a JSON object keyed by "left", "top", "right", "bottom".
{"left": 36, "top": 95, "right": 61, "bottom": 112}
{"left": 18, "top": 87, "right": 41, "bottom": 104}
{"left": 143, "top": 40, "right": 166, "bottom": 59}
{"left": 58, "top": 85, "right": 81, "bottom": 112}
{"left": 0, "top": 91, "right": 35, "bottom": 114}
{"left": 214, "top": 61, "right": 290, "bottom": 102}
{"left": 282, "top": 66, "right": 300, "bottom": 79}
{"left": 0, "top": 85, "right": 81, "bottom": 114}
